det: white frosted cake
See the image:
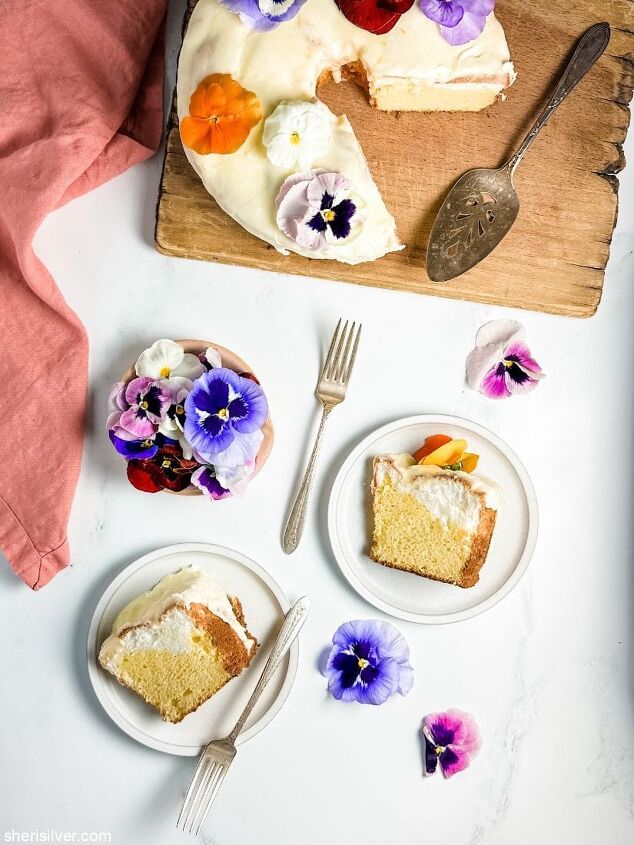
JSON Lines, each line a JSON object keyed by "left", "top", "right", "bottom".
{"left": 99, "top": 567, "right": 257, "bottom": 722}
{"left": 177, "top": 0, "right": 515, "bottom": 264}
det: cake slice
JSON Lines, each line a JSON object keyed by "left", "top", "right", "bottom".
{"left": 370, "top": 453, "right": 500, "bottom": 587}
{"left": 99, "top": 566, "right": 257, "bottom": 723}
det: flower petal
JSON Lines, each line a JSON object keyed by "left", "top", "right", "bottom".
{"left": 172, "top": 353, "right": 206, "bottom": 380}
{"left": 480, "top": 364, "right": 511, "bottom": 399}
{"left": 135, "top": 339, "right": 184, "bottom": 378}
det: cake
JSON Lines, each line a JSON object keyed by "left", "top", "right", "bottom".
{"left": 177, "top": 0, "right": 515, "bottom": 264}
{"left": 99, "top": 567, "right": 257, "bottom": 722}
{"left": 370, "top": 438, "right": 500, "bottom": 587}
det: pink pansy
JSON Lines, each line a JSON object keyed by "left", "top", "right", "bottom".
{"left": 422, "top": 708, "right": 481, "bottom": 779}
{"left": 466, "top": 319, "right": 545, "bottom": 400}
{"left": 118, "top": 377, "right": 170, "bottom": 438}
{"left": 106, "top": 381, "right": 127, "bottom": 430}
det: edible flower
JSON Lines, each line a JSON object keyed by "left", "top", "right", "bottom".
{"left": 180, "top": 74, "right": 263, "bottom": 155}
{"left": 413, "top": 434, "right": 479, "bottom": 473}
{"left": 202, "top": 346, "right": 223, "bottom": 370}
{"left": 192, "top": 460, "right": 256, "bottom": 500}
{"left": 466, "top": 319, "right": 545, "bottom": 400}
{"left": 135, "top": 338, "right": 205, "bottom": 382}
{"left": 263, "top": 100, "right": 332, "bottom": 170}
{"left": 324, "top": 619, "right": 414, "bottom": 705}
{"left": 335, "top": 0, "right": 415, "bottom": 36}
{"left": 276, "top": 170, "right": 363, "bottom": 250}
{"left": 220, "top": 0, "right": 308, "bottom": 32}
{"left": 116, "top": 377, "right": 170, "bottom": 439}
{"left": 184, "top": 367, "right": 268, "bottom": 467}
{"left": 422, "top": 708, "right": 481, "bottom": 778}
{"left": 157, "top": 376, "right": 194, "bottom": 458}
{"left": 419, "top": 0, "right": 495, "bottom": 46}
{"left": 127, "top": 443, "right": 198, "bottom": 493}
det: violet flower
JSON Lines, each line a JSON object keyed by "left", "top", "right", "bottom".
{"left": 466, "top": 319, "right": 545, "bottom": 399}
{"left": 192, "top": 461, "right": 256, "bottom": 500}
{"left": 419, "top": 0, "right": 495, "bottom": 45}
{"left": 220, "top": 0, "right": 307, "bottom": 32}
{"left": 276, "top": 170, "right": 363, "bottom": 252}
{"left": 324, "top": 619, "right": 414, "bottom": 705}
{"left": 115, "top": 377, "right": 171, "bottom": 439}
{"left": 422, "top": 709, "right": 481, "bottom": 778}
{"left": 184, "top": 368, "right": 268, "bottom": 468}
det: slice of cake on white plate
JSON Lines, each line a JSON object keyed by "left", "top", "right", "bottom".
{"left": 370, "top": 446, "right": 501, "bottom": 588}
{"left": 99, "top": 567, "right": 257, "bottom": 723}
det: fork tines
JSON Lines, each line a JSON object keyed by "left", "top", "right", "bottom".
{"left": 177, "top": 756, "right": 228, "bottom": 836}
{"left": 320, "top": 318, "right": 362, "bottom": 385}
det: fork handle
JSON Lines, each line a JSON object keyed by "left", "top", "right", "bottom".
{"left": 227, "top": 596, "right": 310, "bottom": 744}
{"left": 282, "top": 405, "right": 332, "bottom": 554}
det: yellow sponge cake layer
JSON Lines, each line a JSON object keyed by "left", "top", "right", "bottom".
{"left": 99, "top": 567, "right": 257, "bottom": 723}
{"left": 371, "top": 454, "right": 499, "bottom": 588}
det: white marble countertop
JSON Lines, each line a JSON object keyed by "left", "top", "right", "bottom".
{"left": 1, "top": 4, "right": 633, "bottom": 843}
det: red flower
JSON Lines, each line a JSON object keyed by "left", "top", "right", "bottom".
{"left": 127, "top": 443, "right": 198, "bottom": 493}
{"left": 335, "top": 0, "right": 415, "bottom": 35}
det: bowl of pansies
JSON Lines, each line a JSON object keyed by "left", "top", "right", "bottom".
{"left": 107, "top": 338, "right": 273, "bottom": 499}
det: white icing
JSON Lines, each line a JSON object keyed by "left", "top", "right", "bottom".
{"left": 177, "top": 0, "right": 514, "bottom": 264}
{"left": 99, "top": 566, "right": 255, "bottom": 672}
{"left": 375, "top": 453, "right": 500, "bottom": 532}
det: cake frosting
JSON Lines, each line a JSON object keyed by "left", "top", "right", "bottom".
{"left": 100, "top": 566, "right": 255, "bottom": 670}
{"left": 374, "top": 452, "right": 501, "bottom": 531}
{"left": 177, "top": 0, "right": 515, "bottom": 264}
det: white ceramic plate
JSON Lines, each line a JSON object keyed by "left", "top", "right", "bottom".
{"left": 328, "top": 415, "right": 538, "bottom": 624}
{"left": 87, "top": 543, "right": 298, "bottom": 755}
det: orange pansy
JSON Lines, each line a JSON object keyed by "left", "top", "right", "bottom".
{"left": 180, "top": 73, "right": 263, "bottom": 156}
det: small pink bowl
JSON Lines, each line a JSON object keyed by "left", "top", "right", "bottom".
{"left": 120, "top": 339, "right": 274, "bottom": 496}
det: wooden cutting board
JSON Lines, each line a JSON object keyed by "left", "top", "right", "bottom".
{"left": 155, "top": 0, "right": 634, "bottom": 317}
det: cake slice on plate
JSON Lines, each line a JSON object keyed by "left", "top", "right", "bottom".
{"left": 370, "top": 437, "right": 500, "bottom": 587}
{"left": 99, "top": 566, "right": 257, "bottom": 723}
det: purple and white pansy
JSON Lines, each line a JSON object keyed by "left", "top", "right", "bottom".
{"left": 466, "top": 319, "right": 545, "bottom": 399}
{"left": 422, "top": 709, "right": 481, "bottom": 778}
{"left": 276, "top": 169, "right": 364, "bottom": 251}
{"left": 184, "top": 368, "right": 268, "bottom": 468}
{"left": 107, "top": 340, "right": 268, "bottom": 498}
{"left": 220, "top": 0, "right": 307, "bottom": 32}
{"left": 323, "top": 619, "right": 414, "bottom": 705}
{"left": 419, "top": 0, "right": 495, "bottom": 46}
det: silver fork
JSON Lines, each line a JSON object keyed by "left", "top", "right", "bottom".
{"left": 176, "top": 595, "right": 310, "bottom": 836}
{"left": 282, "top": 319, "right": 362, "bottom": 554}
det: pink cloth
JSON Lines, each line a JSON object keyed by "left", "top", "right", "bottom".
{"left": 0, "top": 0, "right": 167, "bottom": 589}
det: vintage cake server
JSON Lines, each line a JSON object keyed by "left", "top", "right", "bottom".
{"left": 426, "top": 22, "right": 611, "bottom": 283}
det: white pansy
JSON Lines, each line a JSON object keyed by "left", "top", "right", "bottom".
{"left": 135, "top": 338, "right": 205, "bottom": 381}
{"left": 263, "top": 100, "right": 332, "bottom": 170}
{"left": 215, "top": 460, "right": 256, "bottom": 497}
{"left": 205, "top": 346, "right": 222, "bottom": 369}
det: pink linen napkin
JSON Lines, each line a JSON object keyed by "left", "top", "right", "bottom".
{"left": 0, "top": 0, "right": 167, "bottom": 589}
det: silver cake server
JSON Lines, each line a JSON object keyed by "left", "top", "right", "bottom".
{"left": 426, "top": 21, "right": 611, "bottom": 283}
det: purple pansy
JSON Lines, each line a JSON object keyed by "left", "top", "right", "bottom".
{"left": 466, "top": 319, "right": 545, "bottom": 399}
{"left": 419, "top": 0, "right": 495, "bottom": 45}
{"left": 184, "top": 368, "right": 268, "bottom": 468}
{"left": 191, "top": 459, "right": 256, "bottom": 500}
{"left": 276, "top": 170, "right": 363, "bottom": 252}
{"left": 324, "top": 619, "right": 414, "bottom": 705}
{"left": 116, "top": 376, "right": 171, "bottom": 438}
{"left": 422, "top": 709, "right": 481, "bottom": 778}
{"left": 220, "top": 0, "right": 307, "bottom": 32}
{"left": 108, "top": 430, "right": 177, "bottom": 461}
{"left": 191, "top": 466, "right": 232, "bottom": 500}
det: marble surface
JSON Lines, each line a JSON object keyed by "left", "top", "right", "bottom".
{"left": 1, "top": 4, "right": 633, "bottom": 843}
